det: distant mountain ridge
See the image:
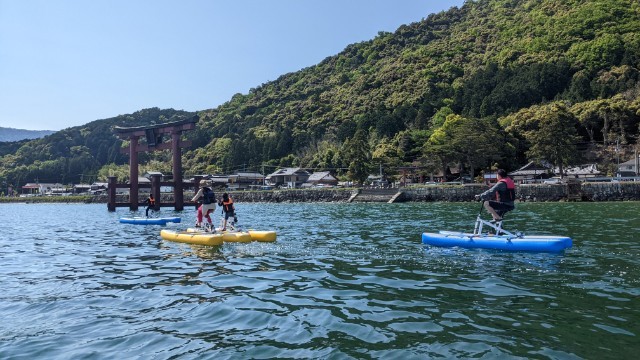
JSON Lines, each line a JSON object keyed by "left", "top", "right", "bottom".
{"left": 0, "top": 127, "right": 55, "bottom": 142}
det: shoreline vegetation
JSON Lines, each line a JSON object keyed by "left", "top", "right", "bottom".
{"left": 2, "top": 182, "right": 639, "bottom": 205}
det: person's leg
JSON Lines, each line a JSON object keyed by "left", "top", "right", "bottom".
{"left": 229, "top": 212, "right": 236, "bottom": 230}
{"left": 222, "top": 213, "right": 228, "bottom": 230}
{"left": 205, "top": 209, "right": 213, "bottom": 225}
{"left": 196, "top": 205, "right": 203, "bottom": 226}
{"left": 484, "top": 201, "right": 501, "bottom": 221}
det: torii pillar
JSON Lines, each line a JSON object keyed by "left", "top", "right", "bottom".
{"left": 171, "top": 128, "right": 185, "bottom": 210}
{"left": 114, "top": 116, "right": 197, "bottom": 211}
{"left": 129, "top": 135, "right": 140, "bottom": 209}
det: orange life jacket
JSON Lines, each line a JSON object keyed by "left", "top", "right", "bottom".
{"left": 222, "top": 197, "right": 234, "bottom": 213}
{"left": 496, "top": 177, "right": 515, "bottom": 202}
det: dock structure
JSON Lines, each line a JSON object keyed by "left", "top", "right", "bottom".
{"left": 107, "top": 117, "right": 199, "bottom": 211}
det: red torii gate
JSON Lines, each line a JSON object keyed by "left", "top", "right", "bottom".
{"left": 107, "top": 117, "right": 199, "bottom": 211}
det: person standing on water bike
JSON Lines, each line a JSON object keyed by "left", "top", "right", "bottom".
{"left": 191, "top": 181, "right": 216, "bottom": 229}
{"left": 218, "top": 193, "right": 236, "bottom": 231}
{"left": 475, "top": 169, "right": 515, "bottom": 222}
{"left": 144, "top": 194, "right": 156, "bottom": 217}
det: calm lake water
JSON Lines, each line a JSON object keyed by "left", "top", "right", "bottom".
{"left": 0, "top": 201, "right": 638, "bottom": 359}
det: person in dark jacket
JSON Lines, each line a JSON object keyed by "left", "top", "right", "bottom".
{"left": 191, "top": 181, "right": 216, "bottom": 228}
{"left": 476, "top": 169, "right": 515, "bottom": 221}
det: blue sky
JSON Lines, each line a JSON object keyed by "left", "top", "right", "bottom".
{"left": 0, "top": 0, "right": 464, "bottom": 131}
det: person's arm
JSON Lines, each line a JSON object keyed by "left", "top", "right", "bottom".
{"left": 191, "top": 189, "right": 203, "bottom": 202}
{"left": 479, "top": 182, "right": 505, "bottom": 200}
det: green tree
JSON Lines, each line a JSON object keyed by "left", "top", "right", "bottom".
{"left": 571, "top": 100, "right": 606, "bottom": 143}
{"left": 571, "top": 96, "right": 639, "bottom": 145}
{"left": 507, "top": 102, "right": 581, "bottom": 177}
{"left": 423, "top": 115, "right": 457, "bottom": 180}
{"left": 343, "top": 128, "right": 371, "bottom": 183}
{"left": 97, "top": 163, "right": 130, "bottom": 182}
{"left": 430, "top": 106, "right": 454, "bottom": 129}
{"left": 448, "top": 116, "right": 504, "bottom": 181}
{"left": 371, "top": 139, "right": 399, "bottom": 180}
{"left": 425, "top": 114, "right": 503, "bottom": 182}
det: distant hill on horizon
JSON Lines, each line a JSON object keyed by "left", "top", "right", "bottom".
{"left": 0, "top": 127, "right": 55, "bottom": 142}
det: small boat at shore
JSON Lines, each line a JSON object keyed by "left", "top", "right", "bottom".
{"left": 120, "top": 216, "right": 181, "bottom": 225}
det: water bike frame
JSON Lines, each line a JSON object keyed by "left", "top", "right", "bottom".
{"left": 472, "top": 201, "right": 521, "bottom": 237}
{"left": 421, "top": 202, "right": 572, "bottom": 252}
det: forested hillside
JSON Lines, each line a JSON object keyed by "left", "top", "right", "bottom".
{"left": 1, "top": 0, "right": 639, "bottom": 188}
{"left": 185, "top": 0, "right": 640, "bottom": 181}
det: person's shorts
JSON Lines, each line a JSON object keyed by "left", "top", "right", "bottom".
{"left": 224, "top": 211, "right": 235, "bottom": 220}
{"left": 487, "top": 200, "right": 514, "bottom": 213}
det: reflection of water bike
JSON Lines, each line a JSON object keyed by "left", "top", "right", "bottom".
{"left": 422, "top": 201, "right": 573, "bottom": 253}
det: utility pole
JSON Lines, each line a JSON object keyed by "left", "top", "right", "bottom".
{"left": 615, "top": 139, "right": 620, "bottom": 178}
{"left": 635, "top": 148, "right": 639, "bottom": 177}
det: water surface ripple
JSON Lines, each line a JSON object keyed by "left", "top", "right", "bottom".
{"left": 0, "top": 202, "right": 638, "bottom": 359}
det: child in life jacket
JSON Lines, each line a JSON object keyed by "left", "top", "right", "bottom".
{"left": 218, "top": 193, "right": 236, "bottom": 231}
{"left": 144, "top": 194, "right": 156, "bottom": 217}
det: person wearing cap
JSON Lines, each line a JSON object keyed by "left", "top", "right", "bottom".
{"left": 191, "top": 180, "right": 216, "bottom": 229}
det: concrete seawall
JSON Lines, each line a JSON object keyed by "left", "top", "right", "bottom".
{"left": 14, "top": 182, "right": 632, "bottom": 205}
{"left": 228, "top": 188, "right": 355, "bottom": 203}
{"left": 226, "top": 182, "right": 640, "bottom": 203}
{"left": 580, "top": 182, "right": 640, "bottom": 201}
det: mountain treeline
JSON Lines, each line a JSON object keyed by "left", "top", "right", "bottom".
{"left": 0, "top": 127, "right": 55, "bottom": 142}
{"left": 1, "top": 0, "right": 640, "bottom": 189}
{"left": 0, "top": 109, "right": 194, "bottom": 186}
